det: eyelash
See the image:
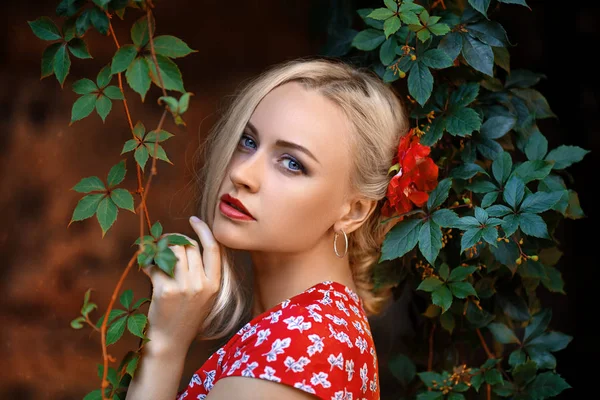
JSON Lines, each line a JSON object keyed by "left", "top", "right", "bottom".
{"left": 237, "top": 134, "right": 307, "bottom": 175}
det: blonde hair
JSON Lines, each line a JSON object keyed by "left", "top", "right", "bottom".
{"left": 192, "top": 56, "right": 409, "bottom": 341}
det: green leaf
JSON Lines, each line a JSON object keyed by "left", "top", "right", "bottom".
{"left": 503, "top": 175, "right": 525, "bottom": 209}
{"left": 132, "top": 297, "right": 150, "bottom": 310}
{"left": 476, "top": 137, "right": 503, "bottom": 160}
{"left": 96, "top": 65, "right": 112, "bottom": 88}
{"left": 152, "top": 35, "right": 196, "bottom": 58}
{"left": 542, "top": 266, "right": 565, "bottom": 294}
{"left": 492, "top": 46, "right": 510, "bottom": 73}
{"left": 487, "top": 322, "right": 520, "bottom": 344}
{"left": 93, "top": 0, "right": 111, "bottom": 9}
{"left": 119, "top": 289, "right": 133, "bottom": 309}
{"left": 456, "top": 216, "right": 480, "bottom": 230}
{"left": 151, "top": 221, "right": 163, "bottom": 238}
{"left": 450, "top": 82, "right": 480, "bottom": 106}
{"left": 388, "top": 353, "right": 416, "bottom": 386}
{"left": 460, "top": 228, "right": 483, "bottom": 253}
{"left": 432, "top": 209, "right": 459, "bottom": 227}
{"left": 147, "top": 144, "right": 172, "bottom": 164}
{"left": 509, "top": 348, "right": 527, "bottom": 367}
{"left": 524, "top": 131, "right": 548, "bottom": 161}
{"left": 528, "top": 372, "right": 571, "bottom": 399}
{"left": 471, "top": 371, "right": 484, "bottom": 391}
{"left": 439, "top": 31, "right": 463, "bottom": 61}
{"left": 400, "top": 12, "right": 420, "bottom": 26}
{"left": 492, "top": 152, "right": 513, "bottom": 185}
{"left": 428, "top": 22, "right": 451, "bottom": 36}
{"left": 127, "top": 314, "right": 148, "bottom": 339}
{"left": 468, "top": 0, "right": 491, "bottom": 17}
{"left": 419, "top": 219, "right": 442, "bottom": 265}
{"left": 384, "top": 16, "right": 402, "bottom": 38}
{"left": 445, "top": 107, "right": 481, "bottom": 137}
{"left": 367, "top": 8, "right": 395, "bottom": 21}
{"left": 145, "top": 129, "right": 174, "bottom": 143}
{"left": 104, "top": 86, "right": 124, "bottom": 100}
{"left": 431, "top": 285, "right": 453, "bottom": 313}
{"left": 545, "top": 145, "right": 589, "bottom": 170}
{"left": 121, "top": 139, "right": 138, "bottom": 154}
{"left": 178, "top": 93, "right": 192, "bottom": 113}
{"left": 468, "top": 20, "right": 508, "bottom": 47}
{"left": 146, "top": 54, "right": 186, "bottom": 92}
{"left": 520, "top": 191, "right": 562, "bottom": 214}
{"left": 54, "top": 44, "right": 71, "bottom": 87}
{"left": 352, "top": 29, "right": 386, "bottom": 51}
{"left": 481, "top": 191, "right": 499, "bottom": 208}
{"left": 126, "top": 57, "right": 151, "bottom": 101}
{"left": 486, "top": 204, "right": 512, "bottom": 217}
{"left": 28, "top": 17, "right": 62, "bottom": 41}
{"left": 155, "top": 247, "right": 177, "bottom": 277}
{"left": 89, "top": 7, "right": 109, "bottom": 35}
{"left": 380, "top": 219, "right": 423, "bottom": 262}
{"left": 407, "top": 62, "right": 433, "bottom": 106}
{"left": 73, "top": 78, "right": 97, "bottom": 95}
{"left": 505, "top": 69, "right": 543, "bottom": 89}
{"left": 439, "top": 264, "right": 449, "bottom": 281}
{"left": 356, "top": 9, "right": 384, "bottom": 30}
{"left": 71, "top": 193, "right": 105, "bottom": 222}
{"left": 482, "top": 226, "right": 499, "bottom": 246}
{"left": 416, "top": 28, "right": 431, "bottom": 43}
{"left": 417, "top": 277, "right": 443, "bottom": 292}
{"left": 518, "top": 212, "right": 549, "bottom": 239}
{"left": 466, "top": 301, "right": 494, "bottom": 328}
{"left": 501, "top": 215, "right": 518, "bottom": 240}
{"left": 512, "top": 88, "right": 556, "bottom": 119}
{"left": 106, "top": 315, "right": 127, "bottom": 345}
{"left": 71, "top": 316, "right": 86, "bottom": 329}
{"left": 512, "top": 160, "right": 554, "bottom": 184}
{"left": 496, "top": 292, "right": 530, "bottom": 322}
{"left": 528, "top": 331, "right": 572, "bottom": 352}
{"left": 379, "top": 36, "right": 398, "bottom": 66}
{"left": 449, "top": 266, "right": 477, "bottom": 282}
{"left": 56, "top": 0, "right": 85, "bottom": 17}
{"left": 95, "top": 95, "right": 112, "bottom": 122}
{"left": 449, "top": 281, "right": 477, "bottom": 299}
{"left": 418, "top": 371, "right": 445, "bottom": 389}
{"left": 41, "top": 42, "right": 62, "bottom": 79}
{"left": 484, "top": 369, "right": 503, "bottom": 386}
{"left": 421, "top": 49, "right": 453, "bottom": 69}
{"left": 81, "top": 303, "right": 96, "bottom": 318}
{"left": 95, "top": 309, "right": 127, "bottom": 329}
{"left": 72, "top": 176, "right": 106, "bottom": 193}
{"left": 426, "top": 178, "right": 452, "bottom": 210}
{"left": 134, "top": 146, "right": 149, "bottom": 171}
{"left": 518, "top": 259, "right": 547, "bottom": 279}
{"left": 451, "top": 163, "right": 487, "bottom": 180}
{"left": 481, "top": 115, "right": 516, "bottom": 139}
{"left": 107, "top": 160, "right": 127, "bottom": 188}
{"left": 111, "top": 44, "right": 138, "bottom": 74}
{"left": 527, "top": 347, "right": 556, "bottom": 370}
{"left": 96, "top": 196, "right": 118, "bottom": 237}
{"left": 110, "top": 188, "right": 135, "bottom": 213}
{"left": 67, "top": 38, "right": 92, "bottom": 59}
{"left": 440, "top": 311, "right": 455, "bottom": 334}
{"left": 492, "top": 381, "right": 515, "bottom": 397}
{"left": 126, "top": 353, "right": 140, "bottom": 378}
{"left": 462, "top": 34, "right": 493, "bottom": 76}
{"left": 384, "top": 0, "right": 398, "bottom": 11}
{"left": 76, "top": 9, "right": 92, "bottom": 36}
{"left": 71, "top": 93, "right": 97, "bottom": 123}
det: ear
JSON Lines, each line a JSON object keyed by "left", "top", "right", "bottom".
{"left": 336, "top": 196, "right": 378, "bottom": 235}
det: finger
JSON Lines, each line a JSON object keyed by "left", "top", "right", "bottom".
{"left": 184, "top": 238, "right": 204, "bottom": 284}
{"left": 188, "top": 217, "right": 222, "bottom": 284}
{"left": 170, "top": 244, "right": 189, "bottom": 287}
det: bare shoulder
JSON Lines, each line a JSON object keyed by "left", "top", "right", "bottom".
{"left": 205, "top": 376, "right": 319, "bottom": 400}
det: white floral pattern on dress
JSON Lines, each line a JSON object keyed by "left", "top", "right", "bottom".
{"left": 175, "top": 281, "right": 379, "bottom": 400}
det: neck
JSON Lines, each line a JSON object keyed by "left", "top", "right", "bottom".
{"left": 248, "top": 231, "right": 357, "bottom": 319}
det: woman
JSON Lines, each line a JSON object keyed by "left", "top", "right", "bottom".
{"left": 126, "top": 57, "right": 408, "bottom": 400}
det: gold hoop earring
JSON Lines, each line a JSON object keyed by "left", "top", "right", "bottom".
{"left": 334, "top": 229, "right": 348, "bottom": 258}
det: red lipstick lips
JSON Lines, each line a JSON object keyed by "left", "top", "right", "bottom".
{"left": 219, "top": 193, "right": 255, "bottom": 220}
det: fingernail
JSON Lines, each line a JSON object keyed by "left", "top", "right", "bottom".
{"left": 190, "top": 216, "right": 200, "bottom": 223}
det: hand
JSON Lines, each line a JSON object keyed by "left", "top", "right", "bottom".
{"left": 141, "top": 216, "right": 222, "bottom": 356}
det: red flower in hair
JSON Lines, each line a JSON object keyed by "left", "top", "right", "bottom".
{"left": 382, "top": 128, "right": 439, "bottom": 218}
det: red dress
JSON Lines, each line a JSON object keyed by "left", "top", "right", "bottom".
{"left": 175, "top": 280, "right": 380, "bottom": 400}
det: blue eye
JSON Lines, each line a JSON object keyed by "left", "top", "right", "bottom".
{"left": 238, "top": 134, "right": 306, "bottom": 175}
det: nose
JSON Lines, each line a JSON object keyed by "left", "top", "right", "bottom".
{"left": 229, "top": 149, "right": 262, "bottom": 193}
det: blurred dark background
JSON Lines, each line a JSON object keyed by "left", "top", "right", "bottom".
{"left": 0, "top": 1, "right": 595, "bottom": 399}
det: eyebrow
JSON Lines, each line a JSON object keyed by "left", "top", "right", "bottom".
{"left": 246, "top": 121, "right": 321, "bottom": 165}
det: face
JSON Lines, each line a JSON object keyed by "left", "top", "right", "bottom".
{"left": 213, "top": 81, "right": 355, "bottom": 253}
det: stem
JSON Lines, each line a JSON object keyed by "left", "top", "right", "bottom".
{"left": 100, "top": 253, "right": 139, "bottom": 399}
{"left": 428, "top": 323, "right": 436, "bottom": 371}
{"left": 476, "top": 328, "right": 495, "bottom": 359}
{"left": 486, "top": 383, "right": 491, "bottom": 400}
{"left": 432, "top": 0, "right": 447, "bottom": 9}
{"left": 146, "top": 7, "right": 168, "bottom": 98}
